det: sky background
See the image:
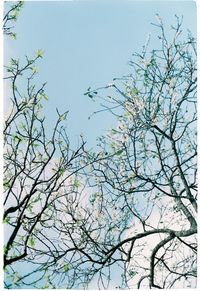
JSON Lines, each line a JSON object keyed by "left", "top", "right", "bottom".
{"left": 4, "top": 0, "right": 196, "bottom": 150}
{"left": 3, "top": 0, "right": 196, "bottom": 288}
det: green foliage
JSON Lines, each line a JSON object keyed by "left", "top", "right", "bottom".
{"left": 63, "top": 264, "right": 71, "bottom": 272}
{"left": 35, "top": 49, "right": 45, "bottom": 58}
{"left": 3, "top": 1, "right": 24, "bottom": 38}
{"left": 3, "top": 216, "right": 10, "bottom": 224}
{"left": 28, "top": 237, "right": 36, "bottom": 247}
{"left": 3, "top": 8, "right": 197, "bottom": 290}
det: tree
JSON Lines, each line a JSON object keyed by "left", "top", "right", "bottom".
{"left": 82, "top": 15, "right": 197, "bottom": 289}
{"left": 4, "top": 4, "right": 197, "bottom": 289}
{"left": 3, "top": 1, "right": 24, "bottom": 39}
{"left": 3, "top": 2, "right": 87, "bottom": 288}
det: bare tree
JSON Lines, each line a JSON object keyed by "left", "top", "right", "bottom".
{"left": 82, "top": 15, "right": 197, "bottom": 289}
{"left": 4, "top": 5, "right": 197, "bottom": 289}
{"left": 3, "top": 3, "right": 87, "bottom": 288}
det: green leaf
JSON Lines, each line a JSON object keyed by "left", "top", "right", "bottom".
{"left": 42, "top": 284, "right": 49, "bottom": 289}
{"left": 111, "top": 129, "right": 117, "bottom": 134}
{"left": 11, "top": 33, "right": 17, "bottom": 40}
{"left": 12, "top": 134, "right": 22, "bottom": 142}
{"left": 74, "top": 179, "right": 80, "bottom": 188}
{"left": 3, "top": 181, "right": 10, "bottom": 190}
{"left": 28, "top": 236, "right": 35, "bottom": 247}
{"left": 10, "top": 58, "right": 19, "bottom": 66}
{"left": 3, "top": 216, "right": 10, "bottom": 224}
{"left": 59, "top": 168, "right": 65, "bottom": 175}
{"left": 63, "top": 264, "right": 70, "bottom": 272}
{"left": 130, "top": 88, "right": 139, "bottom": 95}
{"left": 19, "top": 122, "right": 26, "bottom": 129}
{"left": 42, "top": 94, "right": 48, "bottom": 100}
{"left": 129, "top": 270, "right": 137, "bottom": 277}
{"left": 30, "top": 66, "right": 38, "bottom": 74}
{"left": 3, "top": 246, "right": 8, "bottom": 254}
{"left": 35, "top": 49, "right": 45, "bottom": 58}
{"left": 59, "top": 112, "right": 68, "bottom": 121}
{"left": 116, "top": 149, "right": 123, "bottom": 156}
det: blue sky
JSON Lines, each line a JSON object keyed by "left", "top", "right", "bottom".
{"left": 3, "top": 0, "right": 197, "bottom": 288}
{"left": 4, "top": 0, "right": 196, "bottom": 149}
